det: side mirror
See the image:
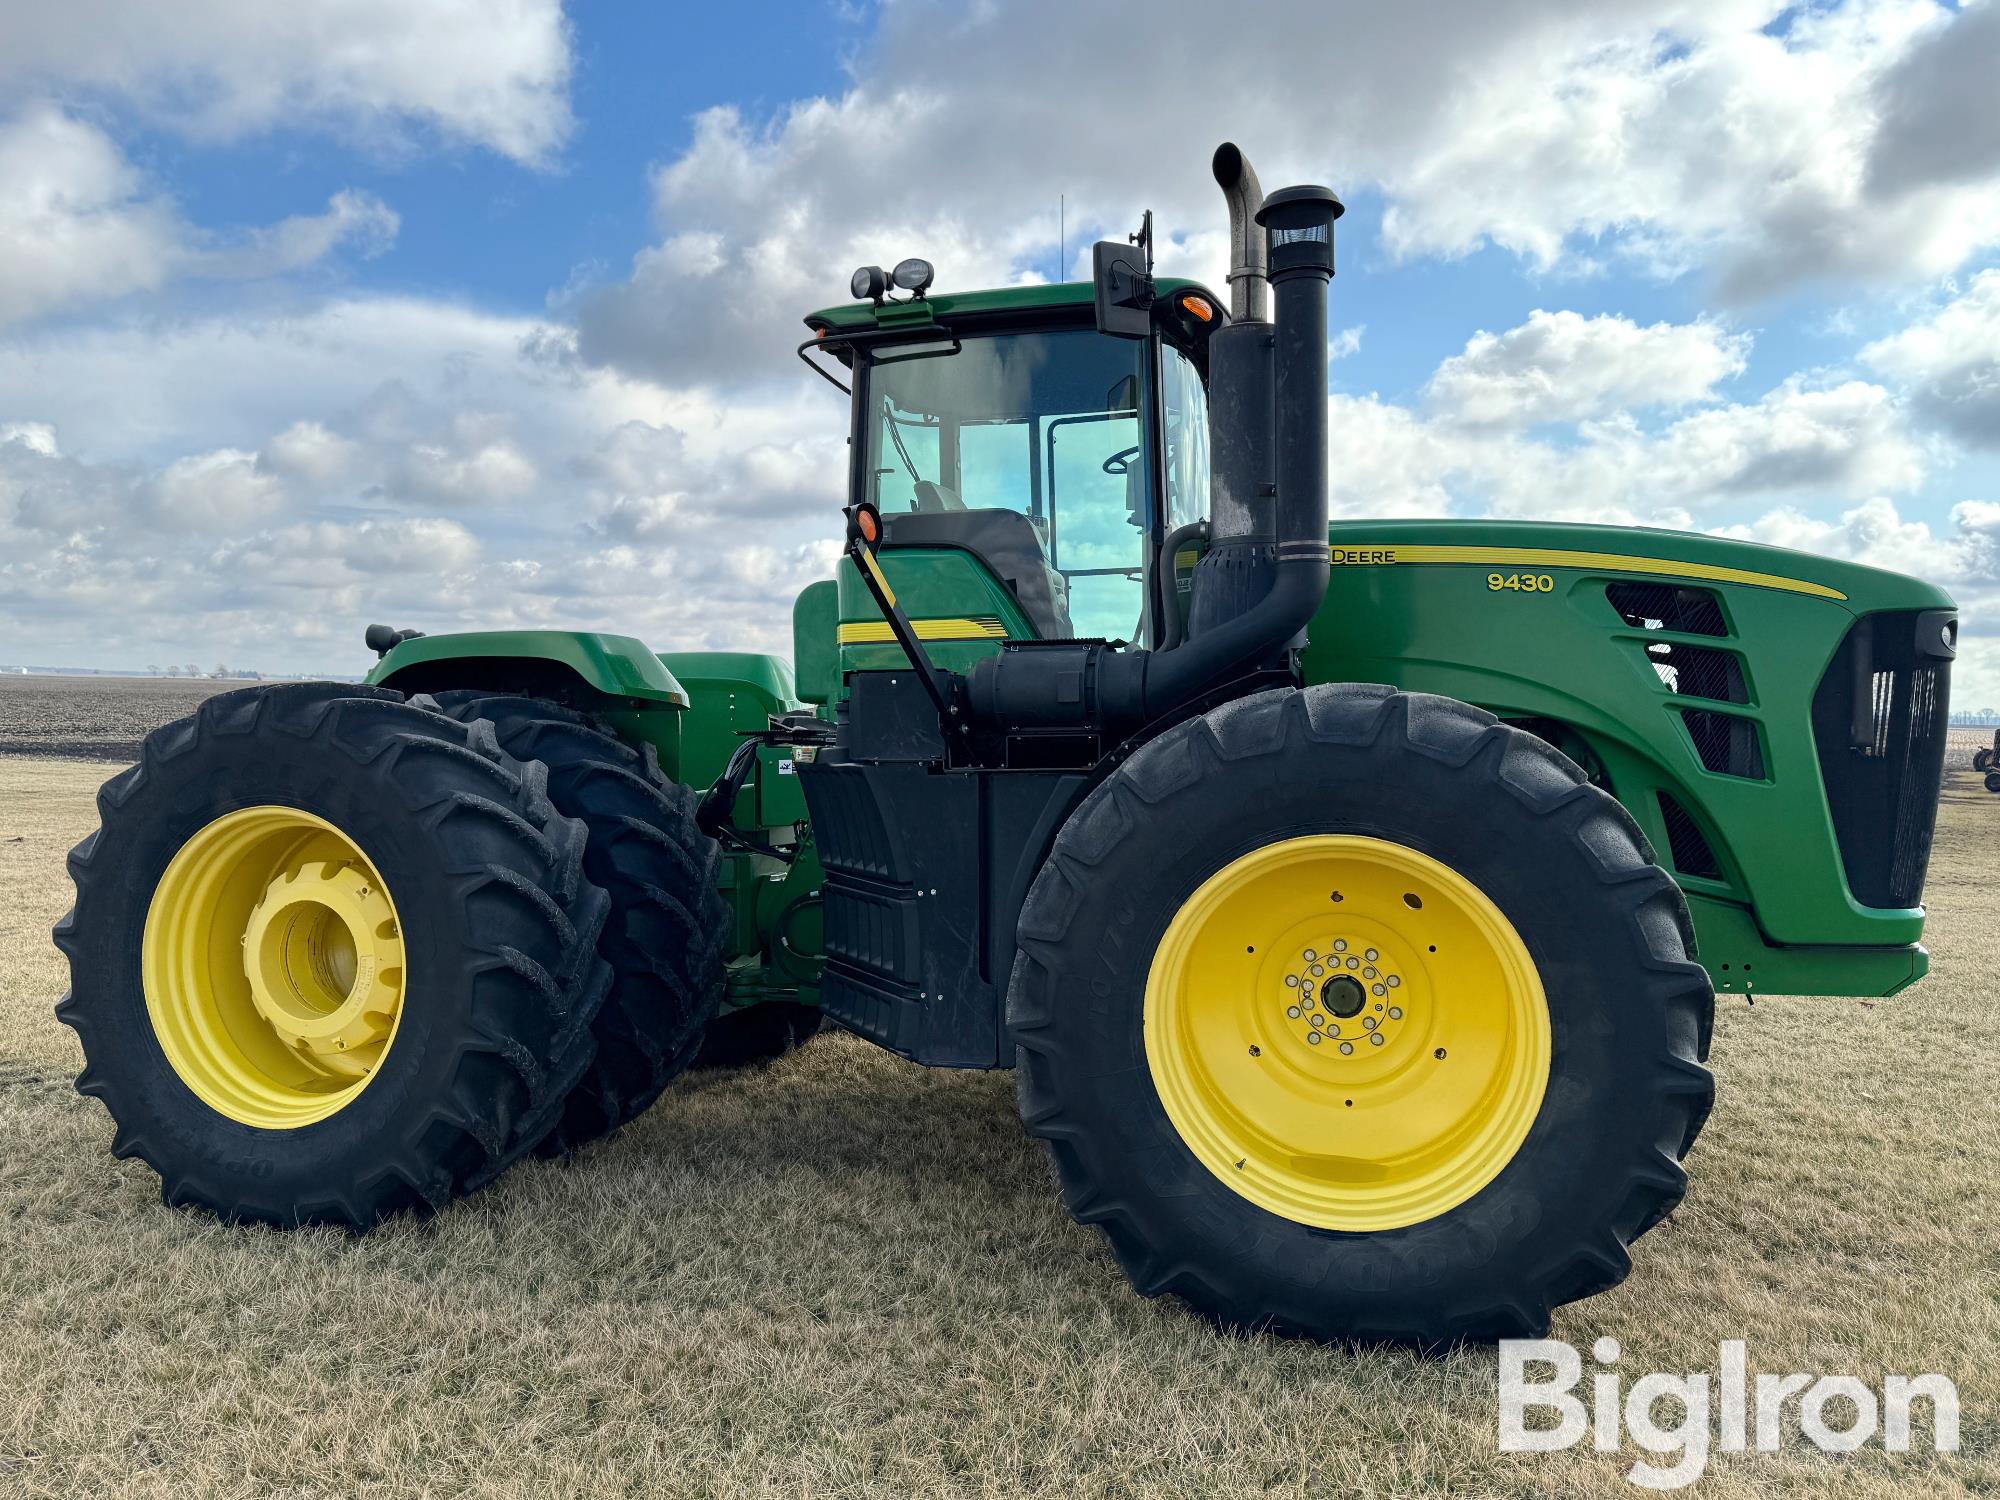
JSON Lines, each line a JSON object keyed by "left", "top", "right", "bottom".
{"left": 1093, "top": 240, "right": 1153, "bottom": 339}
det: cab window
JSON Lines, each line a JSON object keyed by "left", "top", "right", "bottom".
{"left": 865, "top": 329, "right": 1149, "bottom": 641}
{"left": 1159, "top": 341, "right": 1210, "bottom": 530}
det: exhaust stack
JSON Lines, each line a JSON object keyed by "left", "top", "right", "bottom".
{"left": 1212, "top": 143, "right": 1270, "bottom": 323}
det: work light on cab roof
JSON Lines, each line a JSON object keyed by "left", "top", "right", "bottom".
{"left": 849, "top": 258, "right": 933, "bottom": 306}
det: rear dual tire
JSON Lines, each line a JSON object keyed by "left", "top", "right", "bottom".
{"left": 56, "top": 682, "right": 733, "bottom": 1228}
{"left": 430, "top": 693, "right": 728, "bottom": 1151}
{"left": 55, "top": 684, "right": 612, "bottom": 1228}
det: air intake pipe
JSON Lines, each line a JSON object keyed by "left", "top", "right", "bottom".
{"left": 965, "top": 180, "right": 1344, "bottom": 739}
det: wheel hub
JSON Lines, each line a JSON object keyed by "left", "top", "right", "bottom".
{"left": 1281, "top": 940, "right": 1407, "bottom": 1052}
{"left": 242, "top": 859, "right": 402, "bottom": 1080}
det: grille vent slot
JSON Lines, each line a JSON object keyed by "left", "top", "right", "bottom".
{"left": 1682, "top": 709, "right": 1765, "bottom": 779}
{"left": 1655, "top": 792, "right": 1721, "bottom": 880}
{"left": 1607, "top": 581, "right": 1727, "bottom": 637}
{"left": 1644, "top": 641, "right": 1747, "bottom": 703}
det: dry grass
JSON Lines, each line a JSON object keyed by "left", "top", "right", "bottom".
{"left": 0, "top": 747, "right": 1995, "bottom": 1497}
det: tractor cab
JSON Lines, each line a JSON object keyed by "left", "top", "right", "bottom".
{"left": 804, "top": 278, "right": 1222, "bottom": 646}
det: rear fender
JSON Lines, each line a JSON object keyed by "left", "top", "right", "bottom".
{"left": 368, "top": 629, "right": 689, "bottom": 708}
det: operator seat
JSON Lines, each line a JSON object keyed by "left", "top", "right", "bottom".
{"left": 911, "top": 479, "right": 967, "bottom": 513}
{"left": 879, "top": 508, "right": 1074, "bottom": 640}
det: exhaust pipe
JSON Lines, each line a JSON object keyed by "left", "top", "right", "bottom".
{"left": 1212, "top": 143, "right": 1270, "bottom": 323}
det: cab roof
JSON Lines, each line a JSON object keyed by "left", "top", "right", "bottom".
{"left": 804, "top": 277, "right": 1219, "bottom": 334}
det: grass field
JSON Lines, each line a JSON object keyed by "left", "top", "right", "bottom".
{"left": 0, "top": 686, "right": 1994, "bottom": 1497}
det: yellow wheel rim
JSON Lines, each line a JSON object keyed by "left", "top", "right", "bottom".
{"left": 142, "top": 806, "right": 407, "bottom": 1130}
{"left": 1144, "top": 835, "right": 1550, "bottom": 1232}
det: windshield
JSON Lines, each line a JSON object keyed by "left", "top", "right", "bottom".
{"left": 864, "top": 329, "right": 1149, "bottom": 640}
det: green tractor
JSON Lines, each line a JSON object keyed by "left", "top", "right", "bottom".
{"left": 57, "top": 145, "right": 1957, "bottom": 1345}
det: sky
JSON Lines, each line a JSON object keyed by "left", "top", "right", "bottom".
{"left": 0, "top": 0, "right": 1996, "bottom": 706}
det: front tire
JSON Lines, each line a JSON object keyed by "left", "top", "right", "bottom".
{"left": 1010, "top": 685, "right": 1714, "bottom": 1345}
{"left": 1975, "top": 748, "right": 1995, "bottom": 772}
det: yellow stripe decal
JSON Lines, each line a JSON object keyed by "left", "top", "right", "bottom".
{"left": 838, "top": 616, "right": 1011, "bottom": 645}
{"left": 858, "top": 548, "right": 897, "bottom": 608}
{"left": 1328, "top": 544, "right": 1847, "bottom": 601}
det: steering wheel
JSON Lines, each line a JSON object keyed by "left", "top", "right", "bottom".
{"left": 1102, "top": 445, "right": 1142, "bottom": 476}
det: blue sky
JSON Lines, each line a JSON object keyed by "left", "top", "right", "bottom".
{"left": 1, "top": 0, "right": 1997, "bottom": 702}
{"left": 154, "top": 4, "right": 852, "bottom": 324}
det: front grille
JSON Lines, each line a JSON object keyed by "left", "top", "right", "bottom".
{"left": 1810, "top": 611, "right": 1954, "bottom": 909}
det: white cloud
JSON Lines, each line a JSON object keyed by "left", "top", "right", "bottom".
{"left": 1860, "top": 268, "right": 2000, "bottom": 448}
{"left": 1640, "top": 378, "right": 1924, "bottom": 499}
{"left": 0, "top": 294, "right": 851, "bottom": 670}
{"left": 213, "top": 516, "right": 484, "bottom": 579}
{"left": 1721, "top": 495, "right": 2000, "bottom": 704}
{"left": 1371, "top": 0, "right": 2000, "bottom": 299}
{"left": 0, "top": 104, "right": 398, "bottom": 328}
{"left": 144, "top": 448, "right": 286, "bottom": 532}
{"left": 1866, "top": 0, "right": 2000, "bottom": 193}
{"left": 0, "top": 0, "right": 573, "bottom": 166}
{"left": 574, "top": 0, "right": 2000, "bottom": 391}
{"left": 1426, "top": 310, "right": 1749, "bottom": 427}
{"left": 1, "top": 421, "right": 59, "bottom": 458}
{"left": 392, "top": 414, "right": 541, "bottom": 506}
{"left": 0, "top": 105, "right": 183, "bottom": 326}
{"left": 1335, "top": 371, "right": 1924, "bottom": 521}
{"left": 259, "top": 420, "right": 357, "bottom": 484}
{"left": 193, "top": 189, "right": 399, "bottom": 280}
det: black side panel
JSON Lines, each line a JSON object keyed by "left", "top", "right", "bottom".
{"left": 1811, "top": 610, "right": 1955, "bottom": 909}
{"left": 805, "top": 761, "right": 994, "bottom": 1064}
{"left": 800, "top": 671, "right": 1089, "bottom": 1068}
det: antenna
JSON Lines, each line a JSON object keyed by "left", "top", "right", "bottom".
{"left": 1059, "top": 194, "right": 1065, "bottom": 282}
{"left": 1129, "top": 209, "right": 1154, "bottom": 273}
